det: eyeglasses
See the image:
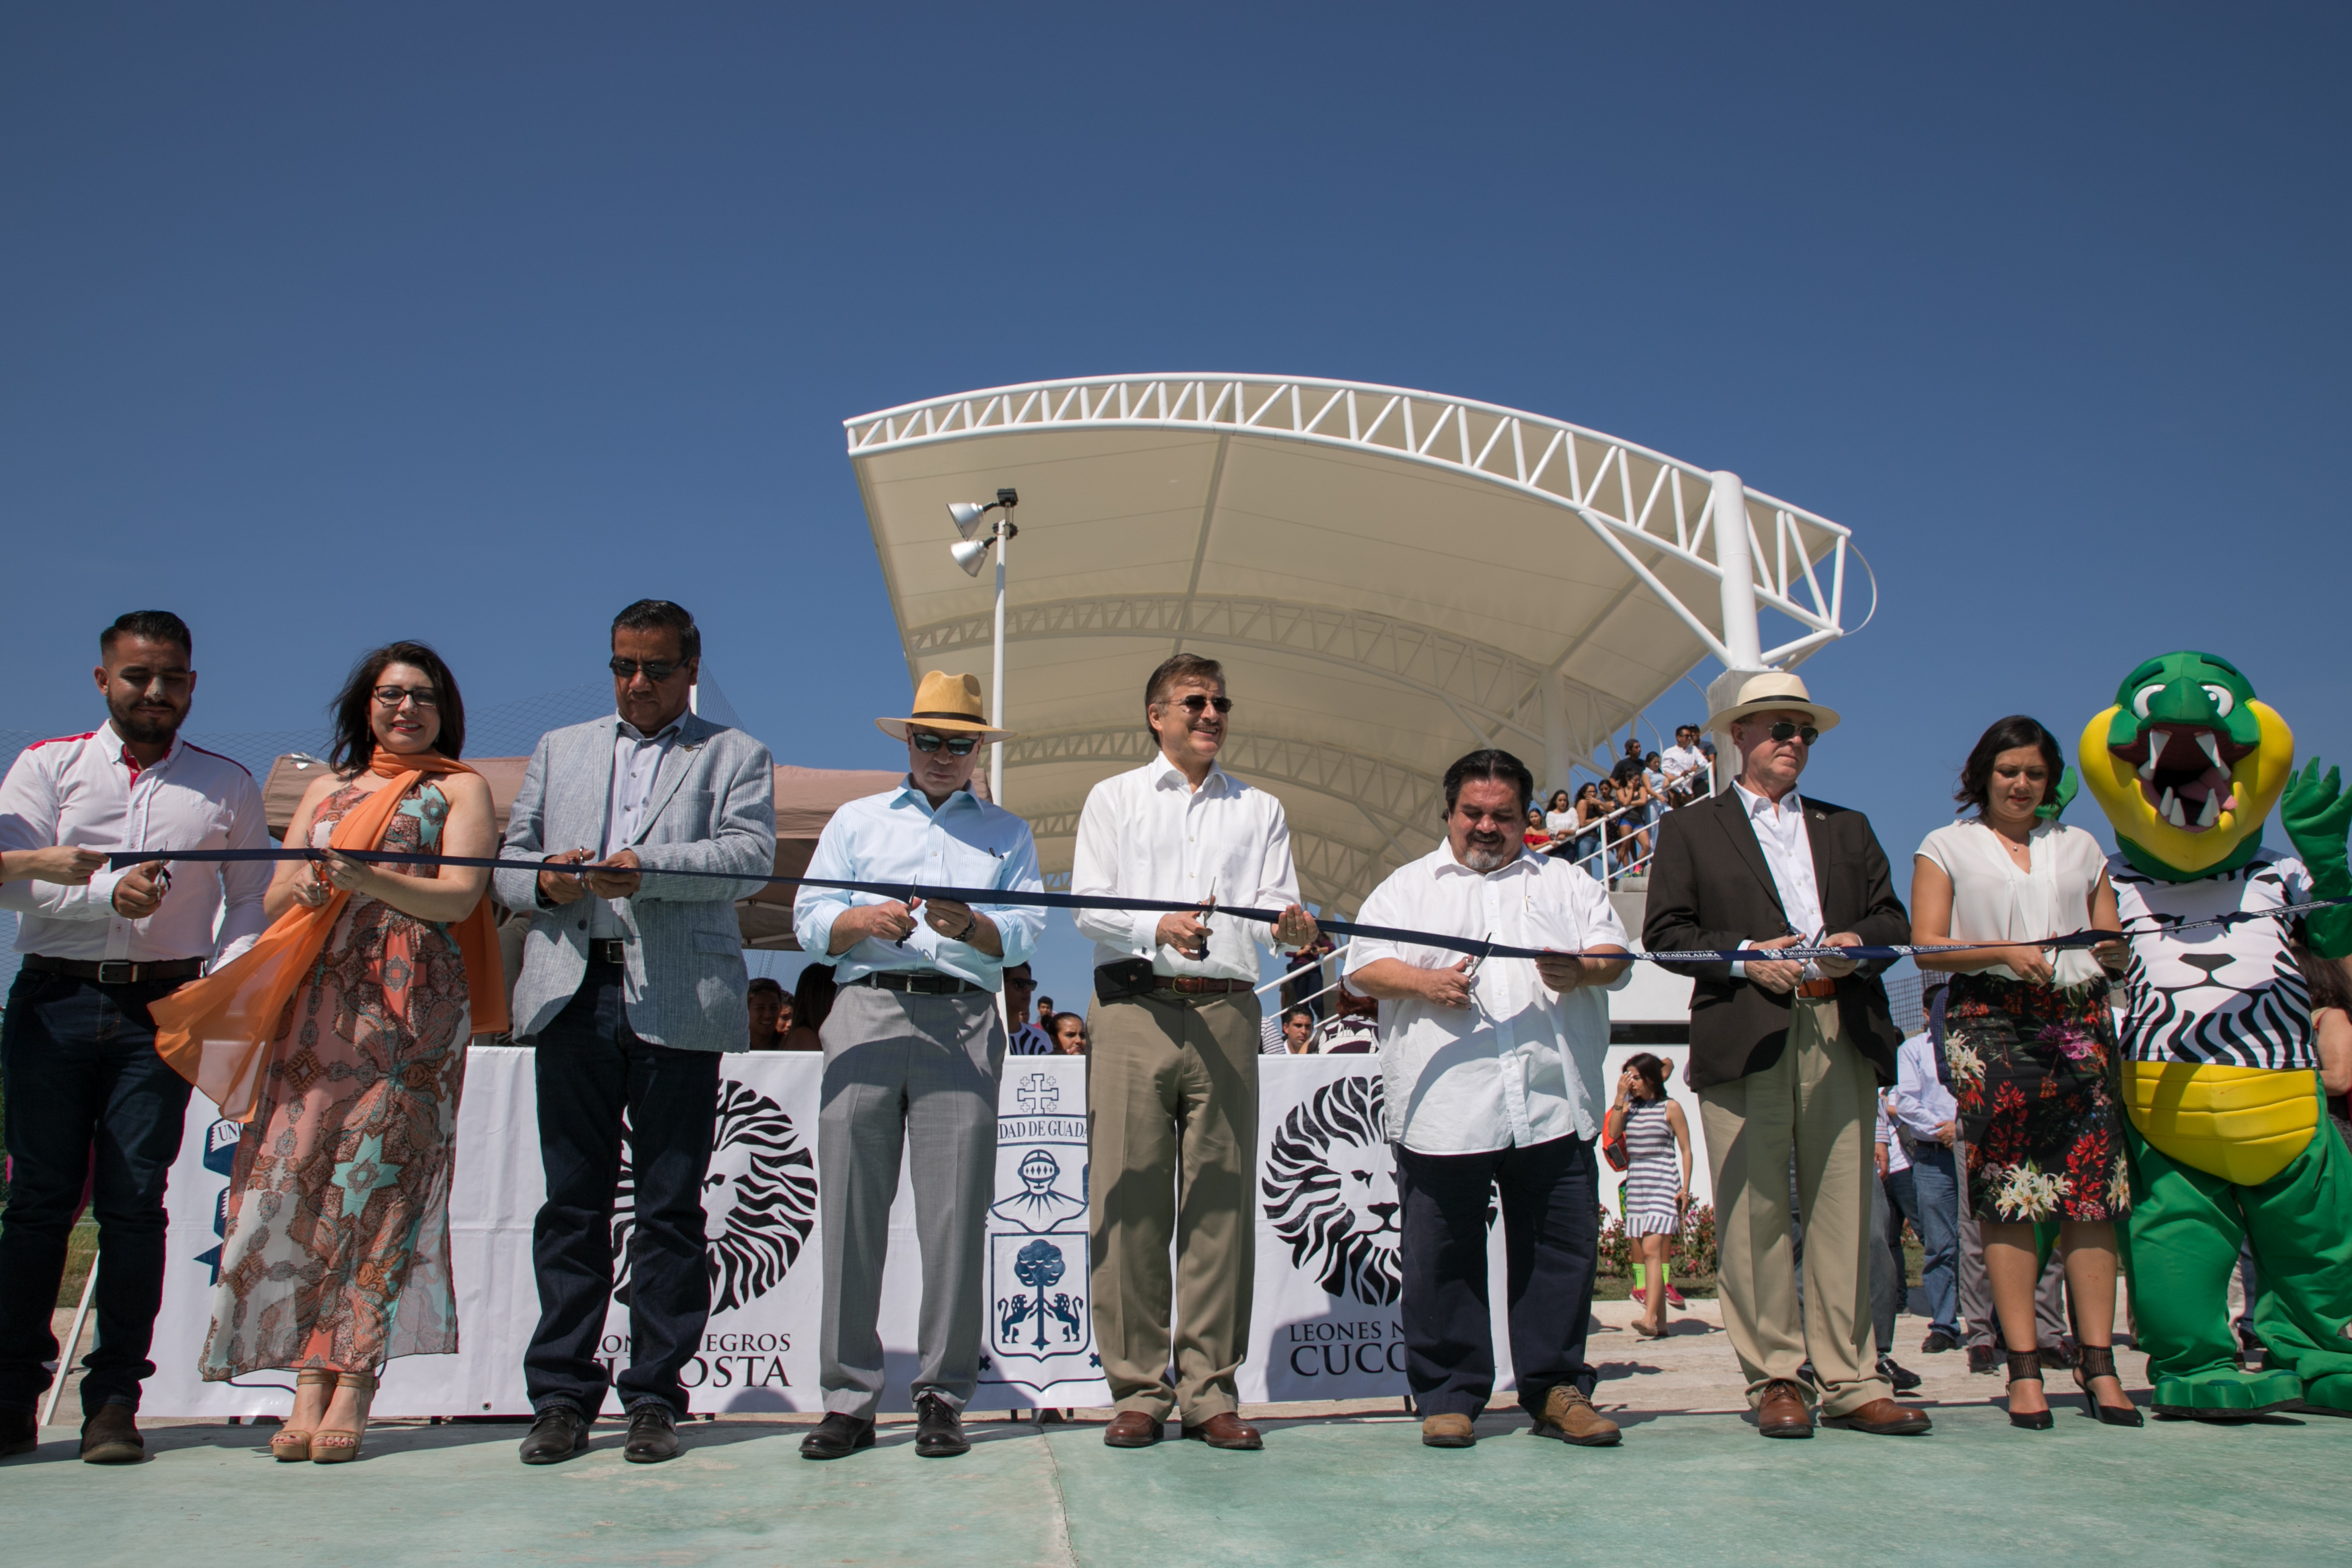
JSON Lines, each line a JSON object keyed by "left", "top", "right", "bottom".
{"left": 609, "top": 656, "right": 686, "bottom": 683}
{"left": 1160, "top": 694, "right": 1232, "bottom": 715}
{"left": 372, "top": 686, "right": 440, "bottom": 709}
{"left": 1765, "top": 721, "right": 1819, "bottom": 745}
{"left": 911, "top": 732, "right": 979, "bottom": 756}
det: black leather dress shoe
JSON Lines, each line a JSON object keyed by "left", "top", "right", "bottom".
{"left": 2, "top": 1408, "right": 36, "bottom": 1459}
{"left": 625, "top": 1404, "right": 681, "bottom": 1464}
{"left": 1921, "top": 1330, "right": 1962, "bottom": 1355}
{"left": 800, "top": 1412, "right": 875, "bottom": 1460}
{"left": 1967, "top": 1344, "right": 1998, "bottom": 1375}
{"left": 1877, "top": 1356, "right": 1923, "bottom": 1393}
{"left": 914, "top": 1392, "right": 970, "bottom": 1458}
{"left": 518, "top": 1406, "right": 593, "bottom": 1465}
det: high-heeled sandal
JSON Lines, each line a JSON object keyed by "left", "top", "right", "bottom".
{"left": 2005, "top": 1348, "right": 2053, "bottom": 1429}
{"left": 271, "top": 1369, "right": 338, "bottom": 1461}
{"left": 310, "top": 1369, "right": 378, "bottom": 1464}
{"left": 2072, "top": 1344, "right": 2145, "bottom": 1427}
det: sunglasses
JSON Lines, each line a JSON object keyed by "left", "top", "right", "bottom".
{"left": 371, "top": 686, "right": 440, "bottom": 709}
{"left": 1161, "top": 694, "right": 1233, "bottom": 715}
{"left": 1764, "top": 721, "right": 1820, "bottom": 745}
{"left": 609, "top": 656, "right": 687, "bottom": 683}
{"left": 911, "top": 732, "right": 980, "bottom": 756}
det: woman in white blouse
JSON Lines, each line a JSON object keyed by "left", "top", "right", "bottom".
{"left": 1911, "top": 716, "right": 2135, "bottom": 1430}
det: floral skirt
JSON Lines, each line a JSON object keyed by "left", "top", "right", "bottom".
{"left": 1944, "top": 970, "right": 2128, "bottom": 1224}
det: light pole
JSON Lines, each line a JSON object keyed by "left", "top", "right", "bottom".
{"left": 946, "top": 486, "right": 1019, "bottom": 802}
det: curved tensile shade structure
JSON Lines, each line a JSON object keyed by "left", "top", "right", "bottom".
{"left": 845, "top": 375, "right": 1872, "bottom": 916}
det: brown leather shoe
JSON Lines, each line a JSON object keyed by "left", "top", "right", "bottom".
{"left": 1531, "top": 1386, "right": 1620, "bottom": 1447}
{"left": 1102, "top": 1410, "right": 1164, "bottom": 1448}
{"left": 79, "top": 1404, "right": 144, "bottom": 1465}
{"left": 1420, "top": 1413, "right": 1475, "bottom": 1448}
{"left": 1180, "top": 1412, "right": 1263, "bottom": 1450}
{"left": 1755, "top": 1379, "right": 1814, "bottom": 1439}
{"left": 1821, "top": 1398, "right": 1932, "bottom": 1435}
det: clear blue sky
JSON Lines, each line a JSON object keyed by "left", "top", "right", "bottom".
{"left": 5, "top": 5, "right": 2347, "bottom": 1007}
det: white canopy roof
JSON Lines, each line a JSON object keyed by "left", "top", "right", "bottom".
{"left": 845, "top": 375, "right": 1872, "bottom": 916}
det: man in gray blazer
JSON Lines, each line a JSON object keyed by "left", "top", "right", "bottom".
{"left": 495, "top": 600, "right": 776, "bottom": 1468}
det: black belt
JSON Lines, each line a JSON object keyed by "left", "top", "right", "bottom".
{"left": 848, "top": 970, "right": 989, "bottom": 997}
{"left": 23, "top": 955, "right": 207, "bottom": 986}
{"left": 586, "top": 939, "right": 629, "bottom": 966}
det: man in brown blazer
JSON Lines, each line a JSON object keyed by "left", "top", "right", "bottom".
{"left": 1641, "top": 671, "right": 1929, "bottom": 1438}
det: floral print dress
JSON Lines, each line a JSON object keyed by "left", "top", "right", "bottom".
{"left": 1945, "top": 971, "right": 2129, "bottom": 1223}
{"left": 200, "top": 777, "right": 471, "bottom": 1378}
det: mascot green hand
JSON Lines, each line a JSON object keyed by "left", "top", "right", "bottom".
{"left": 2281, "top": 760, "right": 2352, "bottom": 960}
{"left": 2080, "top": 650, "right": 2352, "bottom": 1421}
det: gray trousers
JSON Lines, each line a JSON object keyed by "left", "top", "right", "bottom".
{"left": 816, "top": 981, "right": 1005, "bottom": 1417}
{"left": 1954, "top": 1138, "right": 2069, "bottom": 1349}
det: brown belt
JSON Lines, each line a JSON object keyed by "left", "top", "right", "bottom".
{"left": 1794, "top": 978, "right": 1838, "bottom": 1000}
{"left": 22, "top": 955, "right": 207, "bottom": 986}
{"left": 1154, "top": 976, "right": 1253, "bottom": 996}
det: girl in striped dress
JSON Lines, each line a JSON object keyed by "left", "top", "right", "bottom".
{"left": 1605, "top": 1053, "right": 1691, "bottom": 1339}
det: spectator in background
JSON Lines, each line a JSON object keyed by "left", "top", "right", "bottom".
{"left": 791, "top": 963, "right": 837, "bottom": 1050}
{"left": 1283, "top": 932, "right": 1336, "bottom": 1023}
{"left": 1871, "top": 1100, "right": 1921, "bottom": 1392}
{"left": 1643, "top": 753, "right": 1668, "bottom": 827}
{"left": 1569, "top": 783, "right": 1607, "bottom": 875}
{"left": 1888, "top": 1021, "right": 1963, "bottom": 1355}
{"left": 1661, "top": 725, "right": 1709, "bottom": 807}
{"left": 1542, "top": 790, "right": 1578, "bottom": 858}
{"left": 748, "top": 977, "right": 789, "bottom": 1050}
{"left": 1050, "top": 1012, "right": 1089, "bottom": 1055}
{"left": 1005, "top": 963, "right": 1052, "bottom": 1055}
{"left": 1525, "top": 805, "right": 1552, "bottom": 854}
{"left": 0, "top": 610, "right": 273, "bottom": 1466}
{"left": 1606, "top": 1053, "right": 1690, "bottom": 1341}
{"left": 1265, "top": 1005, "right": 1315, "bottom": 1054}
{"left": 1036, "top": 994, "right": 1055, "bottom": 1031}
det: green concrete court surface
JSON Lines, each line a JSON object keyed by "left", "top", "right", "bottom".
{"left": 6, "top": 1405, "right": 2350, "bottom": 1567}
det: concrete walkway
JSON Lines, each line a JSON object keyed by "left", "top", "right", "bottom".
{"left": 11, "top": 1300, "right": 2347, "bottom": 1566}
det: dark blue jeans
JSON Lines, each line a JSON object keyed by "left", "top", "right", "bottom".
{"left": 1893, "top": 1144, "right": 1962, "bottom": 1340}
{"left": 1396, "top": 1133, "right": 1599, "bottom": 1419}
{"left": 524, "top": 963, "right": 720, "bottom": 1419}
{"left": 0, "top": 969, "right": 196, "bottom": 1416}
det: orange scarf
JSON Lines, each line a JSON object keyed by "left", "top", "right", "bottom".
{"left": 151, "top": 751, "right": 509, "bottom": 1120}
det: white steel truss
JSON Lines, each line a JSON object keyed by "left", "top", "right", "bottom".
{"left": 847, "top": 375, "right": 1872, "bottom": 669}
{"left": 906, "top": 595, "right": 1564, "bottom": 749}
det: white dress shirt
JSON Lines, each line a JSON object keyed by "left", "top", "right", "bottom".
{"left": 1661, "top": 744, "right": 1708, "bottom": 793}
{"left": 1070, "top": 758, "right": 1303, "bottom": 981}
{"left": 1877, "top": 1098, "right": 1909, "bottom": 1174}
{"left": 1347, "top": 843, "right": 1629, "bottom": 1155}
{"left": 0, "top": 722, "right": 272, "bottom": 965}
{"left": 792, "top": 778, "right": 1044, "bottom": 990}
{"left": 589, "top": 716, "right": 681, "bottom": 939}
{"left": 1730, "top": 781, "right": 1824, "bottom": 981}
{"left": 1891, "top": 1029, "right": 1958, "bottom": 1141}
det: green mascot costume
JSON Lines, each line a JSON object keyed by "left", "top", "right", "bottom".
{"left": 2079, "top": 651, "right": 2352, "bottom": 1418}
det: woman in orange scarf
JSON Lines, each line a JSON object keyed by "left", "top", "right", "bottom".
{"left": 161, "top": 641, "right": 501, "bottom": 1463}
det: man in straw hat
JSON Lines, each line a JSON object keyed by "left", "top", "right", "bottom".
{"left": 1072, "top": 653, "right": 1319, "bottom": 1451}
{"left": 792, "top": 670, "right": 1044, "bottom": 1461}
{"left": 1641, "top": 670, "right": 1928, "bottom": 1437}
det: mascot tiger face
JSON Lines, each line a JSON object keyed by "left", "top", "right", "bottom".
{"left": 1260, "top": 1075, "right": 1401, "bottom": 1305}
{"left": 613, "top": 1078, "right": 817, "bottom": 1314}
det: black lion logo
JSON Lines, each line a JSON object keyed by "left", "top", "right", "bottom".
{"left": 1260, "top": 1075, "right": 1401, "bottom": 1305}
{"left": 614, "top": 1079, "right": 817, "bottom": 1313}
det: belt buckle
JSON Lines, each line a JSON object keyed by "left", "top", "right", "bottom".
{"left": 95, "top": 960, "right": 136, "bottom": 985}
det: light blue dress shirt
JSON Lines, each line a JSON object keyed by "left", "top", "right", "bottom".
{"left": 791, "top": 778, "right": 1044, "bottom": 990}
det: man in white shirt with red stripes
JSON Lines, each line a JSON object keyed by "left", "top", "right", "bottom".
{"left": 0, "top": 612, "right": 271, "bottom": 1465}
{"left": 1072, "top": 653, "right": 1317, "bottom": 1451}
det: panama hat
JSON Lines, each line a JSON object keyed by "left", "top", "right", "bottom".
{"left": 1704, "top": 669, "right": 1841, "bottom": 737}
{"left": 875, "top": 670, "right": 1015, "bottom": 743}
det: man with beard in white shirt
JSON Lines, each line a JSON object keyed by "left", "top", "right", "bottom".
{"left": 1348, "top": 748, "right": 1632, "bottom": 1450}
{"left": 1073, "top": 653, "right": 1318, "bottom": 1451}
{"left": 0, "top": 612, "right": 271, "bottom": 1465}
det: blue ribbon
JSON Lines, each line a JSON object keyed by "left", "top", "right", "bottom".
{"left": 105, "top": 846, "right": 2342, "bottom": 968}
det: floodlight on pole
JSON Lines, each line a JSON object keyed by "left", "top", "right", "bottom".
{"left": 942, "top": 488, "right": 1019, "bottom": 801}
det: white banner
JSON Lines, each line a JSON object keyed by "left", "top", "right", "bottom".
{"left": 147, "top": 1044, "right": 1704, "bottom": 1418}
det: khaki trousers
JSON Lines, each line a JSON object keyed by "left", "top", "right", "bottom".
{"left": 1085, "top": 989, "right": 1260, "bottom": 1422}
{"left": 1697, "top": 997, "right": 1891, "bottom": 1417}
